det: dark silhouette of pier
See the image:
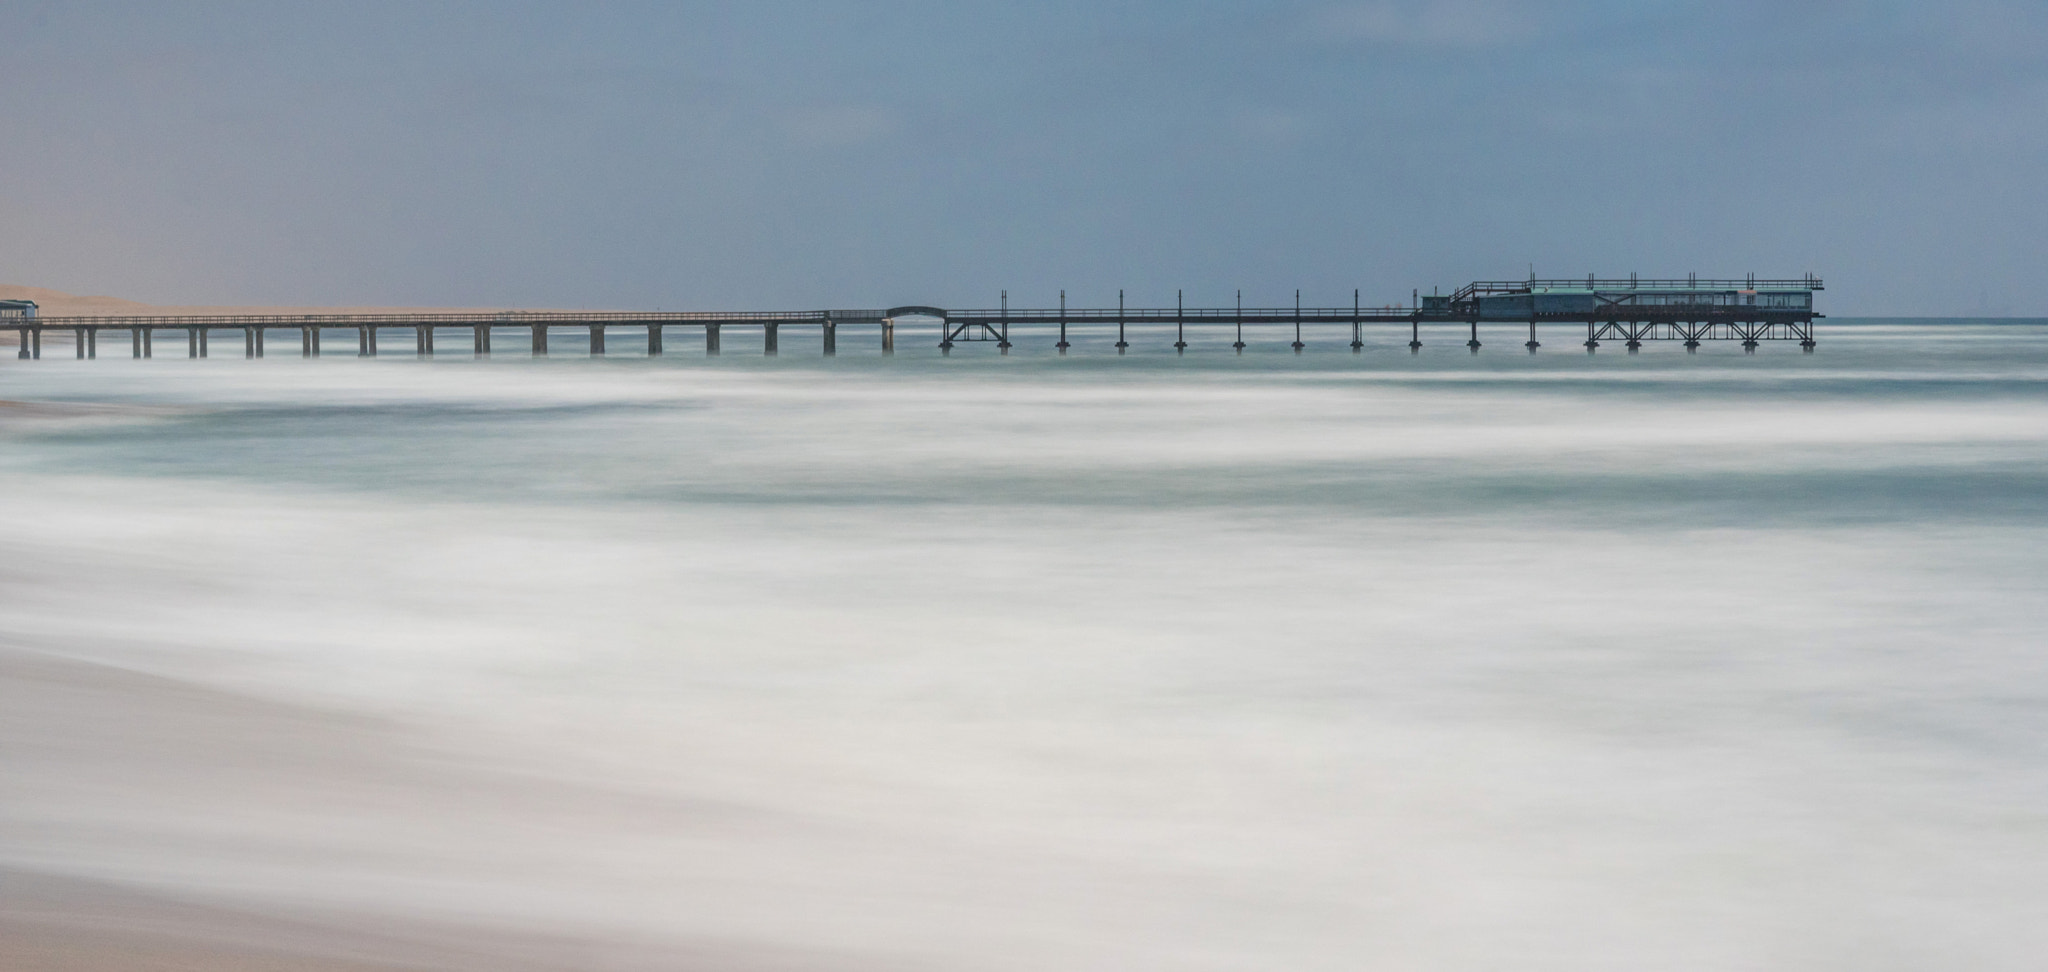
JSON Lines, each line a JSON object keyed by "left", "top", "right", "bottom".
{"left": 8, "top": 277, "right": 1822, "bottom": 360}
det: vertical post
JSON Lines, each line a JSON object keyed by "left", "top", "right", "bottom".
{"left": 417, "top": 324, "right": 434, "bottom": 357}
{"left": 1351, "top": 289, "right": 1362, "bottom": 352}
{"left": 1233, "top": 290, "right": 1245, "bottom": 353}
{"left": 76, "top": 327, "right": 88, "bottom": 359}
{"left": 706, "top": 322, "right": 721, "bottom": 356}
{"left": 589, "top": 324, "right": 606, "bottom": 356}
{"left": 531, "top": 324, "right": 548, "bottom": 356}
{"left": 821, "top": 317, "right": 836, "bottom": 357}
{"left": 646, "top": 322, "right": 662, "bottom": 356}
{"left": 303, "top": 326, "right": 315, "bottom": 357}
{"left": 240, "top": 326, "right": 253, "bottom": 358}
{"left": 763, "top": 322, "right": 778, "bottom": 356}
{"left": 253, "top": 326, "right": 265, "bottom": 358}
{"left": 1115, "top": 289, "right": 1128, "bottom": 354}
{"left": 880, "top": 319, "right": 893, "bottom": 355}
{"left": 144, "top": 327, "right": 154, "bottom": 358}
{"left": 30, "top": 328, "right": 41, "bottom": 359}
{"left": 14, "top": 327, "right": 24, "bottom": 359}
{"left": 1467, "top": 319, "right": 1481, "bottom": 353}
{"left": 1526, "top": 319, "right": 1539, "bottom": 353}
{"left": 939, "top": 315, "right": 953, "bottom": 354}
{"left": 1291, "top": 290, "right": 1304, "bottom": 353}
{"left": 1056, "top": 291, "right": 1069, "bottom": 354}
{"left": 88, "top": 327, "right": 99, "bottom": 358}
{"left": 1584, "top": 320, "right": 1597, "bottom": 353}
{"left": 998, "top": 292, "right": 1010, "bottom": 353}
{"left": 132, "top": 326, "right": 143, "bottom": 358}
{"left": 1174, "top": 290, "right": 1186, "bottom": 353}
{"left": 1410, "top": 289, "right": 1422, "bottom": 353}
{"left": 358, "top": 325, "right": 373, "bottom": 357}
{"left": 475, "top": 324, "right": 492, "bottom": 357}
{"left": 199, "top": 327, "right": 209, "bottom": 357}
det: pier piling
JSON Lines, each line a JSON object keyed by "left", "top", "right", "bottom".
{"left": 531, "top": 324, "right": 547, "bottom": 356}
{"left": 1233, "top": 291, "right": 1245, "bottom": 354}
{"left": 1056, "top": 292, "right": 1069, "bottom": 354}
{"left": 1115, "top": 290, "right": 1128, "bottom": 354}
{"left": 764, "top": 322, "right": 778, "bottom": 356}
{"left": 1292, "top": 291, "right": 1304, "bottom": 353}
{"left": 706, "top": 323, "right": 721, "bottom": 356}
{"left": 589, "top": 324, "right": 605, "bottom": 356}
{"left": 646, "top": 323, "right": 661, "bottom": 356}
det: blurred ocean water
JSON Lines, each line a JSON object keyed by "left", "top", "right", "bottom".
{"left": 2, "top": 322, "right": 2046, "bottom": 970}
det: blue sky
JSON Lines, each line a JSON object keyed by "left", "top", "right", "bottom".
{"left": 1, "top": 1, "right": 2042, "bottom": 314}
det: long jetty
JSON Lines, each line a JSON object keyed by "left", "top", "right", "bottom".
{"left": 5, "top": 276, "right": 1822, "bottom": 360}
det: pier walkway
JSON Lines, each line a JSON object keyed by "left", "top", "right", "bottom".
{"left": 7, "top": 277, "right": 1822, "bottom": 360}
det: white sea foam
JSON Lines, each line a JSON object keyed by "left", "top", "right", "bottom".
{"left": 3, "top": 326, "right": 2046, "bottom": 969}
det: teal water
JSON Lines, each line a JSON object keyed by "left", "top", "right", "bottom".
{"left": 3, "top": 322, "right": 2045, "bottom": 969}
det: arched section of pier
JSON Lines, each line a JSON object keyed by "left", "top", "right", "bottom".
{"left": 879, "top": 306, "right": 947, "bottom": 355}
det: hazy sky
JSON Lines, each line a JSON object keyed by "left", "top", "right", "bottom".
{"left": 1, "top": 1, "right": 2042, "bottom": 314}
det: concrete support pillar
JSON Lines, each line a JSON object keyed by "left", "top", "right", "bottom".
{"left": 1408, "top": 318, "right": 1421, "bottom": 353}
{"left": 646, "top": 323, "right": 662, "bottom": 356}
{"left": 821, "top": 321, "right": 836, "bottom": 356}
{"left": 589, "top": 324, "right": 605, "bottom": 356}
{"left": 880, "top": 320, "right": 894, "bottom": 355}
{"left": 186, "top": 328, "right": 198, "bottom": 358}
{"left": 1525, "top": 320, "right": 1539, "bottom": 353}
{"left": 1467, "top": 320, "right": 1481, "bottom": 353}
{"left": 763, "top": 322, "right": 778, "bottom": 356}
{"left": 16, "top": 327, "right": 27, "bottom": 359}
{"left": 31, "top": 328, "right": 41, "bottom": 359}
{"left": 1584, "top": 321, "right": 1598, "bottom": 353}
{"left": 531, "top": 324, "right": 548, "bottom": 356}
{"left": 76, "top": 327, "right": 88, "bottom": 359}
{"left": 706, "top": 323, "right": 721, "bottom": 356}
{"left": 417, "top": 324, "right": 434, "bottom": 357}
{"left": 254, "top": 327, "right": 265, "bottom": 358}
{"left": 303, "top": 326, "right": 316, "bottom": 357}
{"left": 132, "top": 327, "right": 143, "bottom": 358}
{"left": 243, "top": 327, "right": 256, "bottom": 358}
{"left": 143, "top": 328, "right": 155, "bottom": 358}
{"left": 358, "top": 325, "right": 374, "bottom": 357}
{"left": 474, "top": 325, "right": 490, "bottom": 357}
